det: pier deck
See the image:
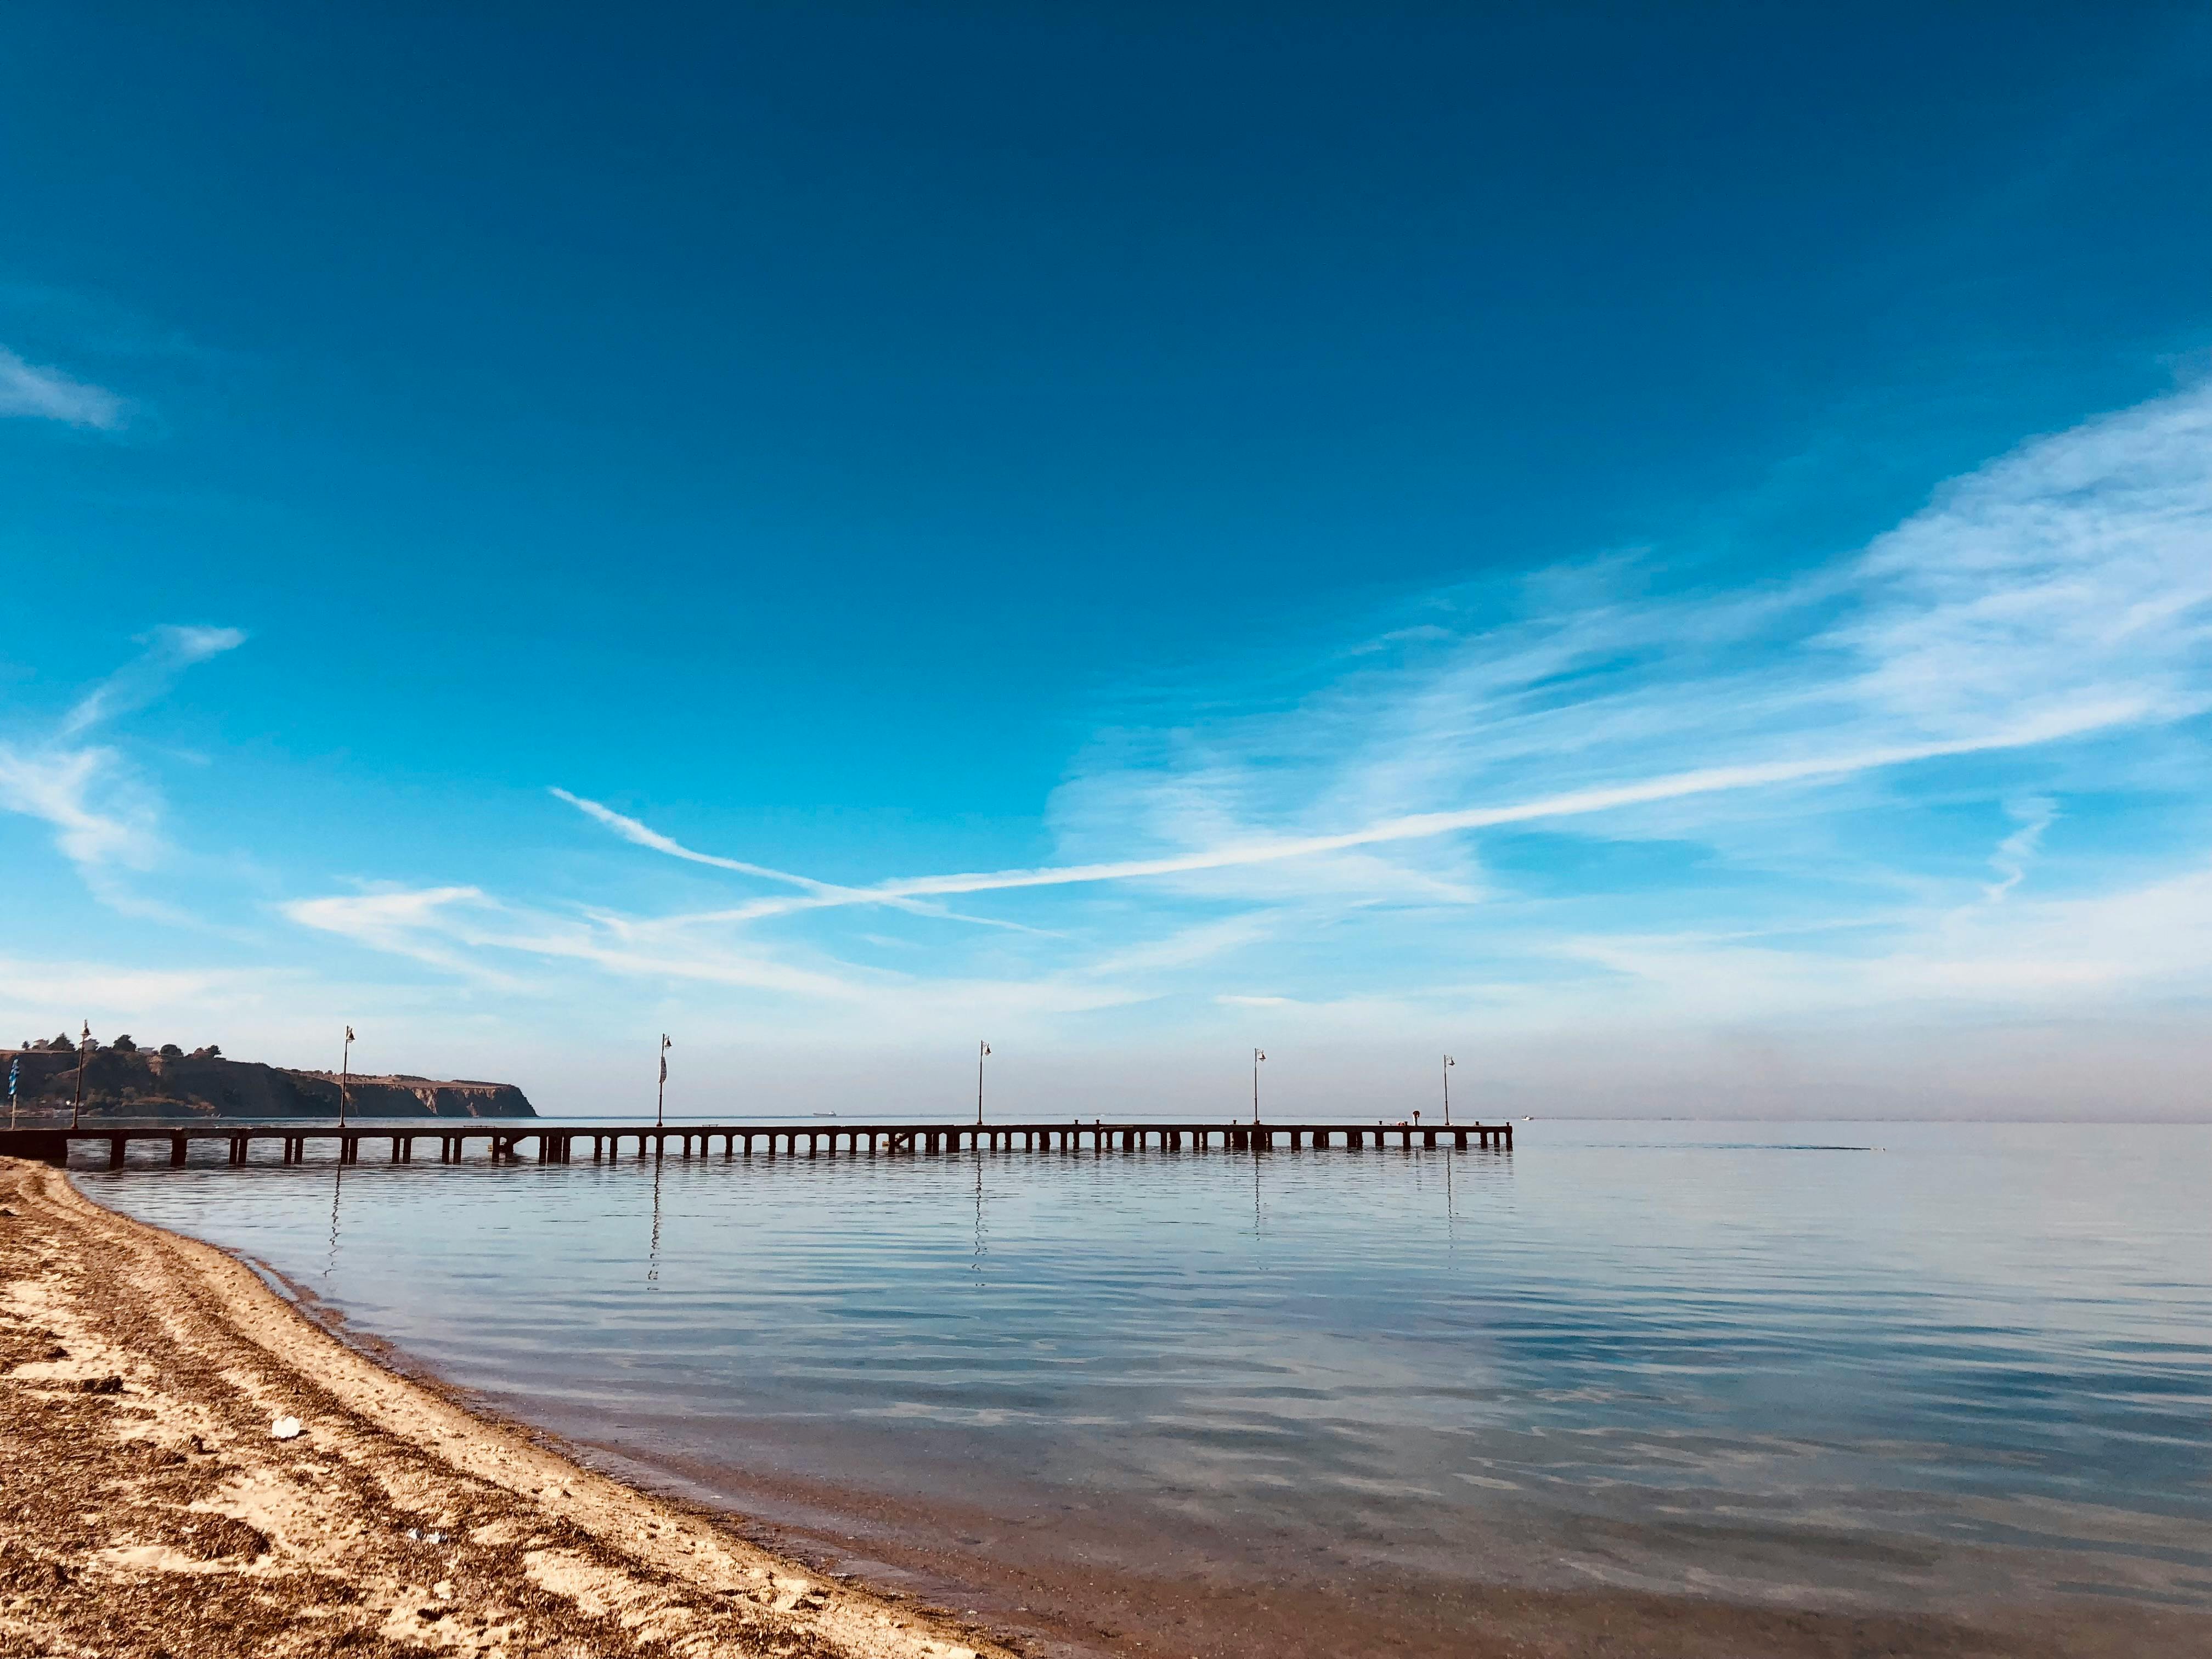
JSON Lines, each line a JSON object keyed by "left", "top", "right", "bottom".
{"left": 0, "top": 1118, "right": 1511, "bottom": 1169}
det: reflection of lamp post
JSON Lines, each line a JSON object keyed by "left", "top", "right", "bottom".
{"left": 656, "top": 1034, "right": 672, "bottom": 1128}
{"left": 1251, "top": 1048, "right": 1266, "bottom": 1126}
{"left": 70, "top": 1022, "right": 90, "bottom": 1130}
{"left": 1442, "top": 1053, "right": 1455, "bottom": 1128}
{"left": 340, "top": 1026, "right": 354, "bottom": 1128}
{"left": 977, "top": 1040, "right": 990, "bottom": 1126}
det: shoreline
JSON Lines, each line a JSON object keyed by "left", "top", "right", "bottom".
{"left": 9, "top": 1156, "right": 2205, "bottom": 1659}
{"left": 0, "top": 1157, "right": 1014, "bottom": 1658}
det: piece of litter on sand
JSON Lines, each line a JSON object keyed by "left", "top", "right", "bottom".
{"left": 270, "top": 1415, "right": 303, "bottom": 1440}
{"left": 405, "top": 1528, "right": 449, "bottom": 1544}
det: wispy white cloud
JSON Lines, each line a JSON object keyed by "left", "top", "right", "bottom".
{"left": 549, "top": 788, "right": 823, "bottom": 888}
{"left": 550, "top": 786, "right": 1059, "bottom": 935}
{"left": 1982, "top": 798, "right": 2056, "bottom": 904}
{"left": 0, "top": 344, "right": 127, "bottom": 429}
{"left": 1557, "top": 853, "right": 2212, "bottom": 1015}
{"left": 280, "top": 882, "right": 1155, "bottom": 1031}
{"left": 1082, "top": 915, "right": 1278, "bottom": 978}
{"left": 0, "top": 743, "right": 159, "bottom": 871}
{"left": 0, "top": 957, "right": 274, "bottom": 1026}
{"left": 60, "top": 625, "right": 246, "bottom": 738}
{"left": 1841, "top": 385, "right": 2212, "bottom": 739}
{"left": 274, "top": 382, "right": 2212, "bottom": 1057}
{"left": 1, "top": 627, "right": 245, "bottom": 901}
{"left": 285, "top": 884, "right": 884, "bottom": 1001}
{"left": 541, "top": 387, "right": 2207, "bottom": 941}
{"left": 593, "top": 703, "right": 2121, "bottom": 927}
{"left": 282, "top": 887, "right": 516, "bottom": 984}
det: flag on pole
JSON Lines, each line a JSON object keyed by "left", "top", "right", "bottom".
{"left": 1254, "top": 1049, "right": 1266, "bottom": 1062}
{"left": 660, "top": 1033, "right": 671, "bottom": 1082}
{"left": 980, "top": 1041, "right": 991, "bottom": 1057}
{"left": 1444, "top": 1055, "right": 1454, "bottom": 1067}
{"left": 345, "top": 1026, "right": 356, "bottom": 1043}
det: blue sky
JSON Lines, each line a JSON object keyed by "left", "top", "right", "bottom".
{"left": 4, "top": 4, "right": 2210, "bottom": 1117}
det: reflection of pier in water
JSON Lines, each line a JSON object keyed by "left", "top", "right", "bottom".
{"left": 4, "top": 1118, "right": 1513, "bottom": 1170}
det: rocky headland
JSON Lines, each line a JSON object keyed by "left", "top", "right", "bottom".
{"left": 3, "top": 1040, "right": 534, "bottom": 1121}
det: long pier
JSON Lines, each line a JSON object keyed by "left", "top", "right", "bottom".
{"left": 0, "top": 1118, "right": 1512, "bottom": 1169}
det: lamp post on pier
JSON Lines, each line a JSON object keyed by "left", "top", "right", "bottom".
{"left": 340, "top": 1025, "right": 354, "bottom": 1128}
{"left": 1252, "top": 1048, "right": 1266, "bottom": 1125}
{"left": 655, "top": 1034, "right": 672, "bottom": 1128}
{"left": 977, "top": 1040, "right": 990, "bottom": 1126}
{"left": 1443, "top": 1053, "right": 1455, "bottom": 1127}
{"left": 70, "top": 1022, "right": 89, "bottom": 1130}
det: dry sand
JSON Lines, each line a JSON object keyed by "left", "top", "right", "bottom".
{"left": 0, "top": 1158, "right": 1014, "bottom": 1659}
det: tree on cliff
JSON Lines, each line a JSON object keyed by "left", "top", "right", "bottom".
{"left": 111, "top": 1034, "right": 138, "bottom": 1052}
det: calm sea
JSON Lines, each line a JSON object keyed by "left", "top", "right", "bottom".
{"left": 81, "top": 1121, "right": 2212, "bottom": 1655}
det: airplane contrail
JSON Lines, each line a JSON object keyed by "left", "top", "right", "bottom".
{"left": 558, "top": 699, "right": 2141, "bottom": 926}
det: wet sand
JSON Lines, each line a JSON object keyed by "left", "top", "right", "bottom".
{"left": 543, "top": 1438, "right": 2212, "bottom": 1659}
{"left": 5, "top": 1155, "right": 2203, "bottom": 1658}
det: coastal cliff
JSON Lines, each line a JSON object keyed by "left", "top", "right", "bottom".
{"left": 2, "top": 1045, "right": 535, "bottom": 1120}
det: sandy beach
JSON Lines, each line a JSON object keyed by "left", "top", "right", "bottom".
{"left": 0, "top": 1158, "right": 1014, "bottom": 1659}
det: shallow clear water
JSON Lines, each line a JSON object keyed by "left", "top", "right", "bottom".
{"left": 82, "top": 1121, "right": 2212, "bottom": 1650}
